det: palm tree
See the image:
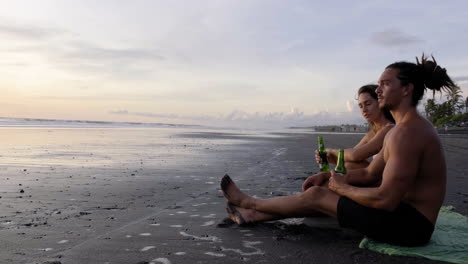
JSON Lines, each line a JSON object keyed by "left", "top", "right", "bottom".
{"left": 445, "top": 85, "right": 463, "bottom": 115}
{"left": 465, "top": 96, "right": 468, "bottom": 113}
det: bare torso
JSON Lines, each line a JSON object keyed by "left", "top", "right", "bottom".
{"left": 382, "top": 115, "right": 446, "bottom": 224}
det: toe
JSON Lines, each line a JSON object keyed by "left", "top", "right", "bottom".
{"left": 220, "top": 174, "right": 232, "bottom": 192}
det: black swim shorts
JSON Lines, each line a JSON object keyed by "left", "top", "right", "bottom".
{"left": 337, "top": 196, "right": 435, "bottom": 246}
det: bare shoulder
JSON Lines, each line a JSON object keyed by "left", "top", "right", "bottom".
{"left": 355, "top": 130, "right": 374, "bottom": 146}
{"left": 364, "top": 130, "right": 376, "bottom": 140}
{"left": 418, "top": 117, "right": 443, "bottom": 150}
{"left": 386, "top": 123, "right": 411, "bottom": 141}
{"left": 388, "top": 116, "right": 438, "bottom": 150}
{"left": 414, "top": 116, "right": 440, "bottom": 143}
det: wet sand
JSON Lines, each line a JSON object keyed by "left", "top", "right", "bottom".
{"left": 0, "top": 128, "right": 466, "bottom": 264}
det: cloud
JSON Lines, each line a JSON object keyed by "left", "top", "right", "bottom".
{"left": 60, "top": 41, "right": 164, "bottom": 62}
{"left": 110, "top": 110, "right": 178, "bottom": 119}
{"left": 451, "top": 76, "right": 468, "bottom": 97}
{"left": 0, "top": 19, "right": 164, "bottom": 80}
{"left": 46, "top": 41, "right": 165, "bottom": 79}
{"left": 459, "top": 83, "right": 468, "bottom": 98}
{"left": 32, "top": 94, "right": 156, "bottom": 102}
{"left": 453, "top": 75, "right": 468, "bottom": 83}
{"left": 370, "top": 29, "right": 423, "bottom": 47}
{"left": 346, "top": 100, "right": 354, "bottom": 112}
{"left": 110, "top": 108, "right": 365, "bottom": 129}
{"left": 224, "top": 109, "right": 303, "bottom": 122}
{"left": 0, "top": 22, "right": 64, "bottom": 40}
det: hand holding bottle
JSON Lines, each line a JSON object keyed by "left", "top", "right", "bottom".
{"left": 316, "top": 148, "right": 337, "bottom": 165}
{"left": 317, "top": 136, "right": 330, "bottom": 172}
{"left": 325, "top": 148, "right": 338, "bottom": 164}
{"left": 315, "top": 150, "right": 322, "bottom": 165}
{"left": 328, "top": 170, "right": 347, "bottom": 193}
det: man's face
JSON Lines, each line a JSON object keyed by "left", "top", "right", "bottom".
{"left": 376, "top": 68, "right": 404, "bottom": 110}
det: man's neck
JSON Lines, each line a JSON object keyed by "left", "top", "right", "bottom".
{"left": 391, "top": 104, "right": 418, "bottom": 125}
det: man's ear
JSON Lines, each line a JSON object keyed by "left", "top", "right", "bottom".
{"left": 403, "top": 83, "right": 414, "bottom": 97}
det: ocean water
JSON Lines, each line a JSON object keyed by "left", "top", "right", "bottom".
{"left": 0, "top": 128, "right": 238, "bottom": 168}
{"left": 0, "top": 116, "right": 364, "bottom": 177}
{"left": 0, "top": 117, "right": 202, "bottom": 129}
{"left": 0, "top": 117, "right": 291, "bottom": 171}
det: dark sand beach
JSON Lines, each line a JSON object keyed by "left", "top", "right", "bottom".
{"left": 0, "top": 127, "right": 466, "bottom": 264}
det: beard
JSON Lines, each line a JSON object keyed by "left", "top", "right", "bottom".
{"left": 378, "top": 100, "right": 395, "bottom": 111}
{"left": 379, "top": 100, "right": 395, "bottom": 111}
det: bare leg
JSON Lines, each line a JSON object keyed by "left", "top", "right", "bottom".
{"left": 221, "top": 175, "right": 340, "bottom": 222}
{"left": 226, "top": 203, "right": 281, "bottom": 224}
{"left": 226, "top": 203, "right": 329, "bottom": 224}
{"left": 253, "top": 187, "right": 339, "bottom": 217}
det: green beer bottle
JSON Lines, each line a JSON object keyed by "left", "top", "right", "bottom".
{"left": 317, "top": 136, "right": 330, "bottom": 172}
{"left": 334, "top": 149, "right": 347, "bottom": 175}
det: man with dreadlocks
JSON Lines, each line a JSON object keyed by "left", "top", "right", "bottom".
{"left": 220, "top": 55, "right": 457, "bottom": 246}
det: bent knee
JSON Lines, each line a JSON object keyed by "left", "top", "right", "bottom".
{"left": 300, "top": 186, "right": 328, "bottom": 205}
{"left": 300, "top": 186, "right": 340, "bottom": 216}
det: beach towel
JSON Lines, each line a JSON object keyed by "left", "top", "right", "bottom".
{"left": 359, "top": 206, "right": 468, "bottom": 264}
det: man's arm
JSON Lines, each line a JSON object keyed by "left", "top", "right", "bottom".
{"left": 329, "top": 127, "right": 420, "bottom": 210}
{"left": 327, "top": 131, "right": 372, "bottom": 161}
{"left": 304, "top": 150, "right": 385, "bottom": 191}
{"left": 343, "top": 149, "right": 386, "bottom": 186}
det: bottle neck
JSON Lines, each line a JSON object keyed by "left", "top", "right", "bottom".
{"left": 335, "top": 150, "right": 346, "bottom": 174}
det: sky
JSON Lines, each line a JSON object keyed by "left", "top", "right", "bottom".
{"left": 1, "top": 0, "right": 467, "bottom": 128}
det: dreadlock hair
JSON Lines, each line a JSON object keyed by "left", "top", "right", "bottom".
{"left": 358, "top": 84, "right": 395, "bottom": 132}
{"left": 385, "top": 54, "right": 458, "bottom": 106}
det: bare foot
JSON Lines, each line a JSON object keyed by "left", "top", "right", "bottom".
{"left": 226, "top": 203, "right": 248, "bottom": 225}
{"left": 220, "top": 174, "right": 254, "bottom": 209}
{"left": 226, "top": 203, "right": 277, "bottom": 224}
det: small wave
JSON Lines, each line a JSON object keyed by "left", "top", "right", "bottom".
{"left": 0, "top": 117, "right": 202, "bottom": 129}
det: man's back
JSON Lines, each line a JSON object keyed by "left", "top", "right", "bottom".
{"left": 383, "top": 111, "right": 446, "bottom": 224}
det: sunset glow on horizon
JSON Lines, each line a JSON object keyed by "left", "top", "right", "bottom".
{"left": 1, "top": 0, "right": 467, "bottom": 128}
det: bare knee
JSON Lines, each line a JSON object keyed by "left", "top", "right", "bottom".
{"left": 300, "top": 186, "right": 327, "bottom": 207}
{"left": 299, "top": 186, "right": 340, "bottom": 217}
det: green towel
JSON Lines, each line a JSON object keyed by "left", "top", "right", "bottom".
{"left": 359, "top": 206, "right": 468, "bottom": 264}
